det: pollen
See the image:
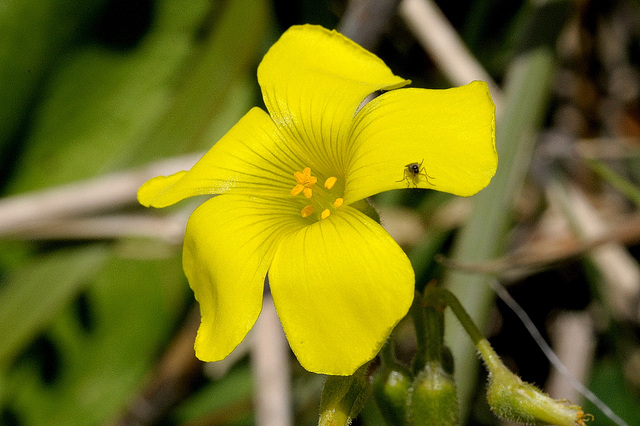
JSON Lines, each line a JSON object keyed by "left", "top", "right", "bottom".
{"left": 301, "top": 205, "right": 315, "bottom": 218}
{"left": 333, "top": 198, "right": 344, "bottom": 208}
{"left": 321, "top": 209, "right": 331, "bottom": 220}
{"left": 324, "top": 176, "right": 337, "bottom": 189}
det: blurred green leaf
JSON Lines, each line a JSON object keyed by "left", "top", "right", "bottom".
{"left": 0, "top": 244, "right": 109, "bottom": 370}
{"left": 585, "top": 357, "right": 639, "bottom": 426}
{"left": 130, "top": 0, "right": 271, "bottom": 162}
{"left": 6, "top": 0, "right": 270, "bottom": 195}
{"left": 587, "top": 158, "right": 640, "bottom": 208}
{"left": 172, "top": 364, "right": 254, "bottom": 425}
{"left": 0, "top": 0, "right": 108, "bottom": 152}
{"left": 2, "top": 247, "right": 186, "bottom": 425}
{"left": 5, "top": 0, "right": 213, "bottom": 194}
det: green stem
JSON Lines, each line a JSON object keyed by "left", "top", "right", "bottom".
{"left": 424, "top": 287, "right": 501, "bottom": 373}
{"left": 422, "top": 288, "right": 445, "bottom": 364}
{"left": 423, "top": 286, "right": 484, "bottom": 346}
{"left": 410, "top": 291, "right": 429, "bottom": 372}
{"left": 425, "top": 287, "right": 588, "bottom": 426}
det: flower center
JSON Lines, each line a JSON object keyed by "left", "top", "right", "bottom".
{"left": 290, "top": 167, "right": 344, "bottom": 220}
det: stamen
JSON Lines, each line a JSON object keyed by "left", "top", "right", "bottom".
{"left": 294, "top": 167, "right": 312, "bottom": 184}
{"left": 301, "top": 205, "right": 315, "bottom": 218}
{"left": 303, "top": 187, "right": 313, "bottom": 198}
{"left": 291, "top": 185, "right": 304, "bottom": 196}
{"left": 292, "top": 168, "right": 344, "bottom": 220}
{"left": 324, "top": 176, "right": 337, "bottom": 189}
{"left": 291, "top": 167, "right": 317, "bottom": 198}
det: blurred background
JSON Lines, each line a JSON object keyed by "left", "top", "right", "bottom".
{"left": 1, "top": 0, "right": 639, "bottom": 424}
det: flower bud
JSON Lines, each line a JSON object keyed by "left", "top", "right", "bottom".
{"left": 372, "top": 361, "right": 413, "bottom": 425}
{"left": 406, "top": 362, "right": 458, "bottom": 425}
{"left": 479, "top": 339, "right": 589, "bottom": 425}
{"left": 486, "top": 368, "right": 588, "bottom": 425}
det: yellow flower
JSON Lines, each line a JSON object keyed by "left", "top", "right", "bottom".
{"left": 138, "top": 25, "right": 497, "bottom": 375}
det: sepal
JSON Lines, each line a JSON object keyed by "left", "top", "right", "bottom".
{"left": 318, "top": 363, "right": 372, "bottom": 426}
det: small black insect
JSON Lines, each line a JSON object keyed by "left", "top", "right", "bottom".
{"left": 396, "top": 159, "right": 434, "bottom": 187}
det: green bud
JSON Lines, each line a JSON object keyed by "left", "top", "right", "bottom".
{"left": 479, "top": 339, "right": 589, "bottom": 425}
{"left": 486, "top": 369, "right": 589, "bottom": 425}
{"left": 373, "top": 361, "right": 413, "bottom": 425}
{"left": 406, "top": 362, "right": 458, "bottom": 425}
{"left": 319, "top": 363, "right": 372, "bottom": 426}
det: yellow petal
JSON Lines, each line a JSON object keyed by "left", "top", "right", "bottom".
{"left": 257, "top": 25, "right": 409, "bottom": 176}
{"left": 345, "top": 81, "right": 497, "bottom": 203}
{"left": 183, "top": 194, "right": 305, "bottom": 362}
{"left": 137, "top": 107, "right": 305, "bottom": 208}
{"left": 268, "top": 206, "right": 415, "bottom": 375}
{"left": 137, "top": 171, "right": 187, "bottom": 207}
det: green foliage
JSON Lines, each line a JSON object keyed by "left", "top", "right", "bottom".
{"left": 0, "top": 0, "right": 271, "bottom": 424}
{"left": 0, "top": 244, "right": 187, "bottom": 424}
{"left": 585, "top": 357, "right": 640, "bottom": 426}
{"left": 0, "top": 0, "right": 109, "bottom": 154}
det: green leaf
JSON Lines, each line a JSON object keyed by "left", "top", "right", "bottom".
{"left": 0, "top": 0, "right": 108, "bottom": 151}
{"left": 129, "top": 0, "right": 271, "bottom": 161}
{"left": 1, "top": 248, "right": 187, "bottom": 425}
{"left": 0, "top": 244, "right": 109, "bottom": 370}
{"left": 585, "top": 357, "right": 639, "bottom": 426}
{"left": 5, "top": 0, "right": 214, "bottom": 194}
{"left": 172, "top": 365, "right": 254, "bottom": 424}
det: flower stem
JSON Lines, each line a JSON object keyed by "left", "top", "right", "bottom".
{"left": 423, "top": 286, "right": 484, "bottom": 346}
{"left": 423, "top": 286, "right": 589, "bottom": 426}
{"left": 409, "top": 291, "right": 428, "bottom": 372}
{"left": 422, "top": 286, "right": 445, "bottom": 364}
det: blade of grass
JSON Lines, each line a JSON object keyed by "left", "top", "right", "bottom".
{"left": 440, "top": 0, "right": 572, "bottom": 416}
{"left": 586, "top": 158, "right": 640, "bottom": 208}
{"left": 443, "top": 45, "right": 556, "bottom": 420}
